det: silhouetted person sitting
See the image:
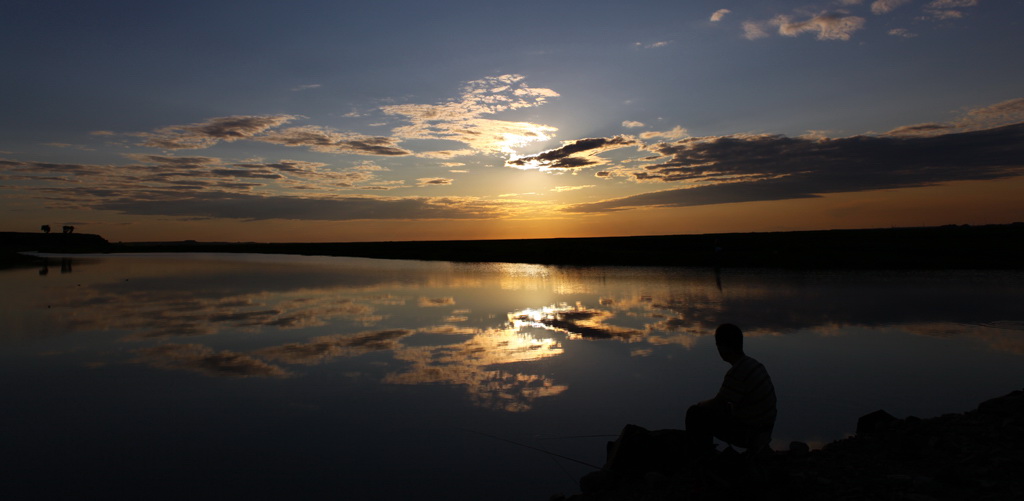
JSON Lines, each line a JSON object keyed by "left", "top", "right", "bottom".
{"left": 686, "top": 323, "right": 776, "bottom": 455}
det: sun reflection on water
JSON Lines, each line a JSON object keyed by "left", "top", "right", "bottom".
{"left": 385, "top": 326, "right": 566, "bottom": 412}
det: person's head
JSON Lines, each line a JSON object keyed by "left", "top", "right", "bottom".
{"left": 714, "top": 323, "right": 744, "bottom": 363}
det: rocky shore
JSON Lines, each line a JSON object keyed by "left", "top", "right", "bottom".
{"left": 558, "top": 388, "right": 1024, "bottom": 500}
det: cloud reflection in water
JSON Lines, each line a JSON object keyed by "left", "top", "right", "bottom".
{"left": 133, "top": 343, "right": 290, "bottom": 378}
{"left": 14, "top": 256, "right": 1024, "bottom": 413}
{"left": 385, "top": 326, "right": 566, "bottom": 412}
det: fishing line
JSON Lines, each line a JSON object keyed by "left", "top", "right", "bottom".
{"left": 464, "top": 429, "right": 602, "bottom": 470}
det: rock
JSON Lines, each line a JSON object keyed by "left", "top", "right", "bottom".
{"left": 788, "top": 441, "right": 810, "bottom": 456}
{"left": 856, "top": 409, "right": 898, "bottom": 435}
{"left": 578, "top": 470, "right": 613, "bottom": 494}
{"left": 562, "top": 389, "right": 1024, "bottom": 501}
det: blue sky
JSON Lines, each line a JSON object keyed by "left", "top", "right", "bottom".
{"left": 2, "top": 0, "right": 1022, "bottom": 242}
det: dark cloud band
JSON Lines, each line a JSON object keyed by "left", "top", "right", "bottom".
{"left": 566, "top": 122, "right": 1024, "bottom": 213}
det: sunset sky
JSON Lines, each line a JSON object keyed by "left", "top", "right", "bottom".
{"left": 2, "top": 0, "right": 1023, "bottom": 242}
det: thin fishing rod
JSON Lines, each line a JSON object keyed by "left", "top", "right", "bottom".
{"left": 533, "top": 434, "right": 619, "bottom": 440}
{"left": 465, "top": 429, "right": 602, "bottom": 470}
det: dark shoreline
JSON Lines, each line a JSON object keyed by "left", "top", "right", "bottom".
{"left": 4, "top": 223, "right": 1024, "bottom": 269}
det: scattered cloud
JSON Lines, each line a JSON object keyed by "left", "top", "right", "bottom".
{"left": 744, "top": 12, "right": 867, "bottom": 42}
{"left": 961, "top": 97, "right": 1024, "bottom": 124}
{"left": 640, "top": 125, "right": 689, "bottom": 140}
{"left": 635, "top": 41, "right": 671, "bottom": 49}
{"left": 550, "top": 185, "right": 594, "bottom": 192}
{"left": 742, "top": 21, "right": 771, "bottom": 40}
{"left": 871, "top": 0, "right": 912, "bottom": 15}
{"left": 888, "top": 27, "right": 917, "bottom": 37}
{"left": 887, "top": 98, "right": 1024, "bottom": 136}
{"left": 417, "top": 177, "right": 454, "bottom": 187}
{"left": 923, "top": 0, "right": 978, "bottom": 20}
{"left": 740, "top": 0, "right": 987, "bottom": 42}
{"left": 622, "top": 120, "right": 645, "bottom": 128}
{"left": 86, "top": 192, "right": 504, "bottom": 221}
{"left": 382, "top": 74, "right": 559, "bottom": 156}
{"left": 257, "top": 126, "right": 412, "bottom": 156}
{"left": 419, "top": 297, "right": 456, "bottom": 307}
{"left": 110, "top": 75, "right": 558, "bottom": 162}
{"left": 416, "top": 149, "right": 478, "bottom": 159}
{"left": 506, "top": 136, "right": 641, "bottom": 171}
{"left": 927, "top": 0, "right": 978, "bottom": 7}
{"left": 136, "top": 115, "right": 300, "bottom": 150}
{"left": 773, "top": 12, "right": 866, "bottom": 40}
{"left": 710, "top": 9, "right": 731, "bottom": 22}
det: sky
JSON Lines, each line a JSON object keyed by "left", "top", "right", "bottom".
{"left": 2, "top": 0, "right": 1023, "bottom": 243}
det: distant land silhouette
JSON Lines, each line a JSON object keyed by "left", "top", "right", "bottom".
{"left": 3, "top": 223, "right": 1023, "bottom": 269}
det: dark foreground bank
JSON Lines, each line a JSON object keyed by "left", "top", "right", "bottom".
{"left": 559, "top": 388, "right": 1024, "bottom": 500}
{"left": 4, "top": 223, "right": 1024, "bottom": 269}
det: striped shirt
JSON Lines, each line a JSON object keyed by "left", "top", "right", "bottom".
{"left": 716, "top": 355, "right": 777, "bottom": 432}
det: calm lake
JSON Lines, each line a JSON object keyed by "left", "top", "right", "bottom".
{"left": 2, "top": 253, "right": 1023, "bottom": 500}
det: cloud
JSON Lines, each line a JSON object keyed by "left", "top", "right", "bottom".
{"left": 635, "top": 41, "right": 671, "bottom": 49}
{"left": 0, "top": 152, "right": 509, "bottom": 220}
{"left": 927, "top": 0, "right": 977, "bottom": 7}
{"left": 564, "top": 121, "right": 1024, "bottom": 213}
{"left": 417, "top": 177, "right": 454, "bottom": 187}
{"left": 744, "top": 10, "right": 866, "bottom": 41}
{"left": 923, "top": 0, "right": 978, "bottom": 19}
{"left": 124, "top": 153, "right": 220, "bottom": 167}
{"left": 888, "top": 28, "right": 917, "bottom": 37}
{"left": 137, "top": 115, "right": 300, "bottom": 149}
{"left": 291, "top": 83, "right": 321, "bottom": 91}
{"left": 88, "top": 191, "right": 505, "bottom": 221}
{"left": 133, "top": 114, "right": 412, "bottom": 157}
{"left": 742, "top": 21, "right": 771, "bottom": 40}
{"left": 640, "top": 125, "right": 689, "bottom": 140}
{"left": 419, "top": 297, "right": 456, "bottom": 307}
{"left": 255, "top": 329, "right": 413, "bottom": 365}
{"left": 871, "top": 0, "right": 911, "bottom": 15}
{"left": 884, "top": 123, "right": 956, "bottom": 136}
{"left": 622, "top": 120, "right": 645, "bottom": 128}
{"left": 710, "top": 9, "right": 731, "bottom": 22}
{"left": 550, "top": 185, "right": 594, "bottom": 192}
{"left": 133, "top": 344, "right": 290, "bottom": 378}
{"left": 257, "top": 126, "right": 412, "bottom": 156}
{"left": 887, "top": 98, "right": 1024, "bottom": 137}
{"left": 416, "top": 149, "right": 477, "bottom": 159}
{"left": 382, "top": 74, "right": 559, "bottom": 155}
{"left": 774, "top": 13, "right": 866, "bottom": 40}
{"left": 505, "top": 136, "right": 641, "bottom": 170}
{"left": 961, "top": 98, "right": 1024, "bottom": 126}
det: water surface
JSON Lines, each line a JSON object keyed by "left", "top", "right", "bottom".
{"left": 2, "top": 253, "right": 1022, "bottom": 499}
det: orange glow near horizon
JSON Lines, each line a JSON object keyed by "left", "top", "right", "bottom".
{"left": 20, "top": 175, "right": 1024, "bottom": 243}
